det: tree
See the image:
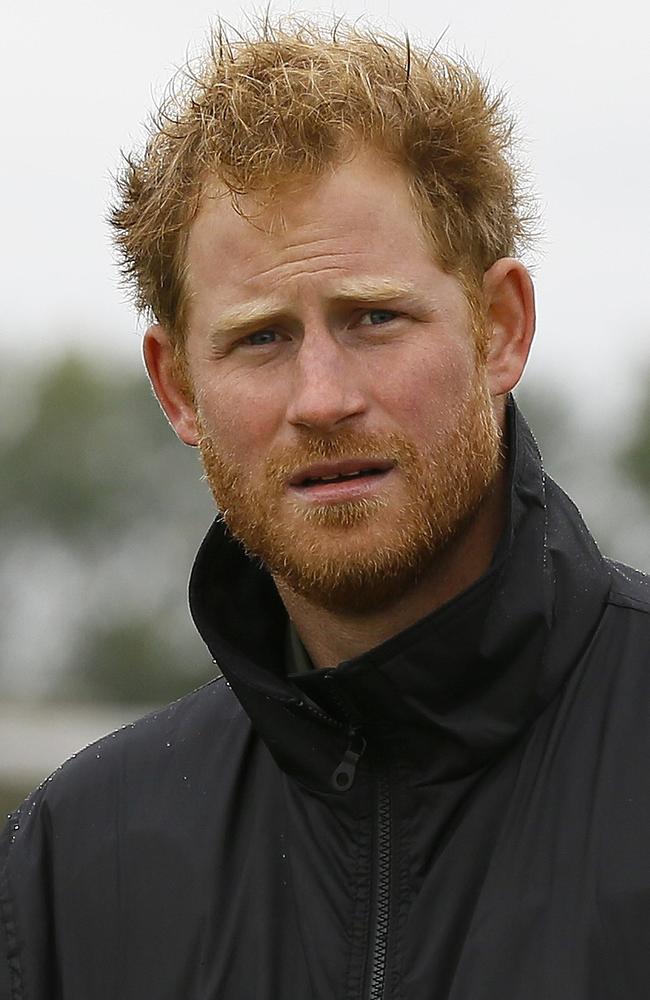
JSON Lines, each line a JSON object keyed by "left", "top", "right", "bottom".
{"left": 0, "top": 353, "right": 215, "bottom": 704}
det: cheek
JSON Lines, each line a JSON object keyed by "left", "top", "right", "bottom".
{"left": 371, "top": 340, "right": 476, "bottom": 427}
{"left": 193, "top": 380, "right": 280, "bottom": 468}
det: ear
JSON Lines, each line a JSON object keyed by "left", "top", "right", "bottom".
{"left": 482, "top": 258, "right": 536, "bottom": 397}
{"left": 142, "top": 325, "right": 200, "bottom": 446}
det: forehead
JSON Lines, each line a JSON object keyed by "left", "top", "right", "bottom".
{"left": 184, "top": 152, "right": 438, "bottom": 304}
{"left": 198, "top": 150, "right": 424, "bottom": 236}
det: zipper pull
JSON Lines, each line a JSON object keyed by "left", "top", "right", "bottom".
{"left": 331, "top": 731, "right": 367, "bottom": 791}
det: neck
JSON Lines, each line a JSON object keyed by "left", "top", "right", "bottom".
{"left": 275, "top": 465, "right": 507, "bottom": 668}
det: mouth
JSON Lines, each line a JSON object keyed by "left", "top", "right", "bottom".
{"left": 288, "top": 459, "right": 394, "bottom": 500}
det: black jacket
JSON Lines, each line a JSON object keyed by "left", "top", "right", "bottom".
{"left": 2, "top": 402, "right": 650, "bottom": 1000}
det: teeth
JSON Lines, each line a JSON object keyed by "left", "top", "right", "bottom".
{"left": 312, "top": 470, "right": 367, "bottom": 484}
{"left": 300, "top": 467, "right": 383, "bottom": 487}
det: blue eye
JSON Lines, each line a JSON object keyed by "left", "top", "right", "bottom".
{"left": 245, "top": 329, "right": 277, "bottom": 346}
{"left": 362, "top": 309, "right": 397, "bottom": 326}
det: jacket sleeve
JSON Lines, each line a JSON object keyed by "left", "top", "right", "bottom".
{"left": 0, "top": 790, "right": 58, "bottom": 1000}
{"left": 0, "top": 906, "right": 12, "bottom": 1000}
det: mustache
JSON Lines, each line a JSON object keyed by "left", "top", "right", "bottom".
{"left": 264, "top": 430, "right": 419, "bottom": 484}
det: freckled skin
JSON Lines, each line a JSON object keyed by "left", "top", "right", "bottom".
{"left": 145, "top": 151, "right": 535, "bottom": 664}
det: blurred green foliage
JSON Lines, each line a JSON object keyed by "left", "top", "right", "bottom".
{"left": 0, "top": 353, "right": 216, "bottom": 706}
{"left": 1, "top": 354, "right": 208, "bottom": 545}
{"left": 620, "top": 378, "right": 650, "bottom": 495}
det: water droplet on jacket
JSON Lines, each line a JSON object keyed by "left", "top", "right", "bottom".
{"left": 165, "top": 741, "right": 171, "bottom": 748}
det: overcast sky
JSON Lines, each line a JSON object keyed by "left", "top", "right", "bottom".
{"left": 3, "top": 0, "right": 649, "bottom": 427}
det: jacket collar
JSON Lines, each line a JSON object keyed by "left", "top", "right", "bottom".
{"left": 189, "top": 398, "right": 611, "bottom": 791}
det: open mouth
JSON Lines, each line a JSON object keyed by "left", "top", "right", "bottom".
{"left": 300, "top": 467, "right": 387, "bottom": 487}
{"left": 289, "top": 460, "right": 394, "bottom": 495}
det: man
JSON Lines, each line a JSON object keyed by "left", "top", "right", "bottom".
{"left": 1, "top": 19, "right": 649, "bottom": 1000}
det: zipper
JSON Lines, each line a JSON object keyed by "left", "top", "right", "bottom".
{"left": 331, "top": 730, "right": 366, "bottom": 791}
{"left": 368, "top": 767, "right": 392, "bottom": 1000}
{"left": 295, "top": 695, "right": 344, "bottom": 730}
{"left": 297, "top": 681, "right": 392, "bottom": 995}
{"left": 296, "top": 694, "right": 366, "bottom": 793}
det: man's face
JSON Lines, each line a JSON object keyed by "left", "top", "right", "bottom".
{"left": 179, "top": 151, "right": 501, "bottom": 612}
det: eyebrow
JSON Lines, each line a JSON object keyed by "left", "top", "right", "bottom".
{"left": 207, "top": 278, "right": 419, "bottom": 342}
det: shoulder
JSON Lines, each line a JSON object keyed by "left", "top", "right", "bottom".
{"left": 0, "top": 679, "right": 265, "bottom": 995}
{"left": 58, "top": 674, "right": 243, "bottom": 786}
{"left": 606, "top": 560, "right": 650, "bottom": 615}
{"left": 2, "top": 676, "right": 250, "bottom": 852}
{"left": 580, "top": 561, "right": 650, "bottom": 703}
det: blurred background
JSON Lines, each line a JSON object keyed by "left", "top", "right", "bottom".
{"left": 1, "top": 0, "right": 649, "bottom": 814}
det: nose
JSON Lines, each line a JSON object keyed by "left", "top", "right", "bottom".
{"left": 285, "top": 328, "right": 368, "bottom": 431}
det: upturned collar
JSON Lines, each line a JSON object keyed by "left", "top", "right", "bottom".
{"left": 189, "top": 398, "right": 611, "bottom": 791}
